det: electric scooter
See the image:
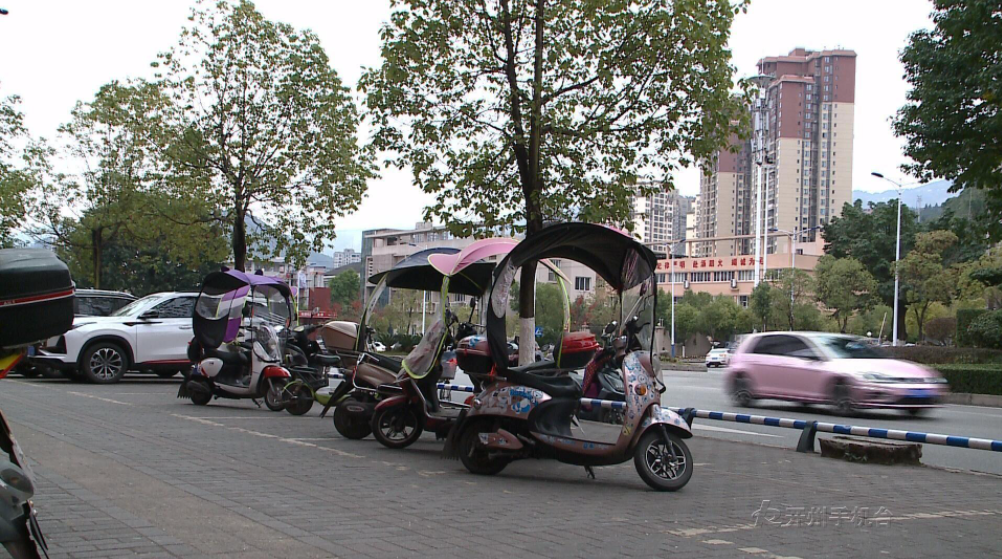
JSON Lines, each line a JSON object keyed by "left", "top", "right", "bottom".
{"left": 179, "top": 269, "right": 294, "bottom": 409}
{"left": 446, "top": 223, "right": 694, "bottom": 492}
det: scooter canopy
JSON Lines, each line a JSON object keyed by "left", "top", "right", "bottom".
{"left": 367, "top": 247, "right": 496, "bottom": 296}
{"left": 485, "top": 222, "right": 658, "bottom": 374}
{"left": 193, "top": 269, "right": 294, "bottom": 350}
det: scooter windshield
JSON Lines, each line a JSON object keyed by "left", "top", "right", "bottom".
{"left": 253, "top": 324, "right": 282, "bottom": 363}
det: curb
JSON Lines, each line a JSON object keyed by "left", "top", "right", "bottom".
{"left": 942, "top": 392, "right": 1002, "bottom": 408}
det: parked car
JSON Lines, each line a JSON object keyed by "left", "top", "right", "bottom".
{"left": 30, "top": 292, "right": 198, "bottom": 384}
{"left": 371, "top": 341, "right": 387, "bottom": 352}
{"left": 73, "top": 289, "right": 137, "bottom": 317}
{"left": 705, "top": 348, "right": 730, "bottom": 368}
{"left": 724, "top": 332, "right": 949, "bottom": 416}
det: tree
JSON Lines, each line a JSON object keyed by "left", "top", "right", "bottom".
{"left": 150, "top": 0, "right": 373, "bottom": 271}
{"left": 0, "top": 90, "right": 45, "bottom": 246}
{"left": 770, "top": 269, "right": 814, "bottom": 331}
{"left": 28, "top": 82, "right": 215, "bottom": 288}
{"left": 749, "top": 282, "right": 773, "bottom": 331}
{"left": 824, "top": 200, "right": 919, "bottom": 339}
{"left": 898, "top": 230, "right": 959, "bottom": 341}
{"left": 894, "top": 0, "right": 1002, "bottom": 236}
{"left": 698, "top": 295, "right": 742, "bottom": 342}
{"left": 329, "top": 269, "right": 361, "bottom": 309}
{"left": 814, "top": 255, "right": 878, "bottom": 333}
{"left": 672, "top": 304, "right": 700, "bottom": 347}
{"left": 361, "top": 0, "right": 752, "bottom": 362}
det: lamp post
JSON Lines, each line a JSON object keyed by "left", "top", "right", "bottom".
{"left": 870, "top": 172, "right": 907, "bottom": 347}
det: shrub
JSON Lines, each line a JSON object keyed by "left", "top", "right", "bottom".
{"left": 956, "top": 308, "right": 988, "bottom": 347}
{"left": 968, "top": 310, "right": 1002, "bottom": 349}
{"left": 934, "top": 364, "right": 1002, "bottom": 396}
{"left": 924, "top": 317, "right": 956, "bottom": 345}
{"left": 884, "top": 345, "right": 1002, "bottom": 365}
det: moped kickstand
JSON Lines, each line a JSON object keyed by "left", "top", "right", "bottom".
{"left": 584, "top": 466, "right": 596, "bottom": 480}
{"left": 252, "top": 398, "right": 262, "bottom": 408}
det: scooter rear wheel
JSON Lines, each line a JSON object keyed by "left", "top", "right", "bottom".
{"left": 333, "top": 397, "right": 372, "bottom": 439}
{"left": 634, "top": 429, "right": 693, "bottom": 492}
{"left": 458, "top": 422, "right": 510, "bottom": 476}
{"left": 286, "top": 384, "right": 315, "bottom": 416}
{"left": 371, "top": 405, "right": 422, "bottom": 449}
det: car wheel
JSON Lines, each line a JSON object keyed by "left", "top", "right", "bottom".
{"left": 731, "top": 375, "right": 754, "bottom": 408}
{"left": 80, "top": 342, "right": 129, "bottom": 384}
{"left": 904, "top": 408, "right": 927, "bottom": 418}
{"left": 832, "top": 382, "right": 855, "bottom": 416}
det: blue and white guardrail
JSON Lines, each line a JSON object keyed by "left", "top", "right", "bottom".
{"left": 329, "top": 376, "right": 1001, "bottom": 453}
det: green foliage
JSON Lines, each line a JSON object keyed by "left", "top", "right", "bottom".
{"left": 697, "top": 295, "right": 744, "bottom": 342}
{"left": 894, "top": 0, "right": 1002, "bottom": 240}
{"left": 886, "top": 345, "right": 1002, "bottom": 365}
{"left": 329, "top": 270, "right": 361, "bottom": 309}
{"left": 150, "top": 0, "right": 373, "bottom": 270}
{"left": 924, "top": 316, "right": 957, "bottom": 345}
{"left": 0, "top": 91, "right": 34, "bottom": 246}
{"left": 814, "top": 255, "right": 879, "bottom": 333}
{"left": 956, "top": 308, "right": 988, "bottom": 347}
{"left": 933, "top": 364, "right": 1002, "bottom": 396}
{"left": 928, "top": 188, "right": 995, "bottom": 258}
{"left": 572, "top": 290, "right": 619, "bottom": 334}
{"left": 824, "top": 200, "right": 919, "bottom": 339}
{"left": 847, "top": 304, "right": 894, "bottom": 339}
{"left": 360, "top": 0, "right": 752, "bottom": 239}
{"left": 968, "top": 310, "right": 1002, "bottom": 349}
{"left": 750, "top": 282, "right": 773, "bottom": 331}
{"left": 534, "top": 283, "right": 566, "bottom": 346}
{"left": 671, "top": 304, "right": 701, "bottom": 345}
{"left": 898, "top": 230, "right": 959, "bottom": 341}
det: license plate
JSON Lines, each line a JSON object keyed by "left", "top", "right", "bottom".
{"left": 908, "top": 389, "right": 934, "bottom": 398}
{"left": 27, "top": 346, "right": 35, "bottom": 357}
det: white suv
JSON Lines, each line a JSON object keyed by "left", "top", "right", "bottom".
{"left": 31, "top": 292, "right": 198, "bottom": 383}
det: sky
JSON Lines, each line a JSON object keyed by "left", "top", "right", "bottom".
{"left": 0, "top": 0, "right": 935, "bottom": 251}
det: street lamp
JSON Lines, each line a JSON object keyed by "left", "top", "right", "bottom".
{"left": 755, "top": 154, "right": 776, "bottom": 285}
{"left": 871, "top": 172, "right": 904, "bottom": 347}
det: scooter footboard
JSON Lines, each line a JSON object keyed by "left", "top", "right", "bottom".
{"left": 634, "top": 404, "right": 693, "bottom": 444}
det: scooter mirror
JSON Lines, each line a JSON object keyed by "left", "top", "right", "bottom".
{"left": 469, "top": 297, "right": 477, "bottom": 308}
{"left": 604, "top": 321, "right": 618, "bottom": 335}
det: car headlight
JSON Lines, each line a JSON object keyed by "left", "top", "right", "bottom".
{"left": 861, "top": 372, "right": 896, "bottom": 383}
{"left": 926, "top": 377, "right": 949, "bottom": 384}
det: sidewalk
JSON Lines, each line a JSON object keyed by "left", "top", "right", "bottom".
{"left": 3, "top": 378, "right": 1000, "bottom": 558}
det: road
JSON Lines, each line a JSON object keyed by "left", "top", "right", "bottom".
{"left": 0, "top": 376, "right": 1000, "bottom": 557}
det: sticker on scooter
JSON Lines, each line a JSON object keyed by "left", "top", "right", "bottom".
{"left": 509, "top": 387, "right": 540, "bottom": 414}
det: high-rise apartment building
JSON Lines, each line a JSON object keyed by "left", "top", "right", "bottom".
{"left": 631, "top": 184, "right": 693, "bottom": 254}
{"left": 697, "top": 48, "right": 856, "bottom": 257}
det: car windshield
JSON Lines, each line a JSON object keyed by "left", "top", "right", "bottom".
{"left": 112, "top": 294, "right": 165, "bottom": 317}
{"left": 817, "top": 336, "right": 886, "bottom": 359}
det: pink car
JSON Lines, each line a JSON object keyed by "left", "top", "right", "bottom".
{"left": 724, "top": 332, "right": 949, "bottom": 416}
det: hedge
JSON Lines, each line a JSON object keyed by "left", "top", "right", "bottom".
{"left": 956, "top": 309, "right": 988, "bottom": 347}
{"left": 885, "top": 345, "right": 1002, "bottom": 365}
{"left": 934, "top": 364, "right": 1002, "bottom": 396}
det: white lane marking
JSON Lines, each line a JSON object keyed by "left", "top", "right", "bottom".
{"left": 692, "top": 424, "right": 783, "bottom": 438}
{"left": 170, "top": 414, "right": 363, "bottom": 458}
{"left": 702, "top": 539, "right": 733, "bottom": 545}
{"left": 67, "top": 392, "right": 134, "bottom": 406}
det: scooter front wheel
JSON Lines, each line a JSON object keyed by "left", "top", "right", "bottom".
{"left": 371, "top": 405, "right": 422, "bottom": 449}
{"left": 264, "top": 379, "right": 287, "bottom": 412}
{"left": 634, "top": 429, "right": 693, "bottom": 492}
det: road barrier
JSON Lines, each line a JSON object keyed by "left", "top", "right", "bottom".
{"left": 332, "top": 376, "right": 1002, "bottom": 454}
{"left": 666, "top": 407, "right": 1002, "bottom": 454}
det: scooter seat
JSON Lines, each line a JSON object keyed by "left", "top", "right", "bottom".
{"left": 205, "top": 347, "right": 248, "bottom": 366}
{"left": 505, "top": 365, "right": 582, "bottom": 399}
{"left": 313, "top": 353, "right": 341, "bottom": 367}
{"left": 367, "top": 353, "right": 402, "bottom": 373}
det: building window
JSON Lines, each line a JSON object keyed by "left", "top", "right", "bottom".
{"left": 574, "top": 277, "right": 591, "bottom": 291}
{"left": 738, "top": 270, "right": 756, "bottom": 281}
{"left": 713, "top": 271, "right": 735, "bottom": 282}
{"left": 739, "top": 295, "right": 749, "bottom": 308}
{"left": 691, "top": 272, "right": 711, "bottom": 283}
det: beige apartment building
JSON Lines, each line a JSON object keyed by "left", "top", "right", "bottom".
{"left": 696, "top": 47, "right": 856, "bottom": 264}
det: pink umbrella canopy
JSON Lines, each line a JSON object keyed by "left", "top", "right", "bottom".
{"left": 428, "top": 238, "right": 568, "bottom": 281}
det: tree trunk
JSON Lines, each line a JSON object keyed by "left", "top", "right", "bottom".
{"left": 91, "top": 227, "right": 102, "bottom": 289}
{"left": 896, "top": 301, "right": 908, "bottom": 342}
{"left": 232, "top": 198, "right": 246, "bottom": 272}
